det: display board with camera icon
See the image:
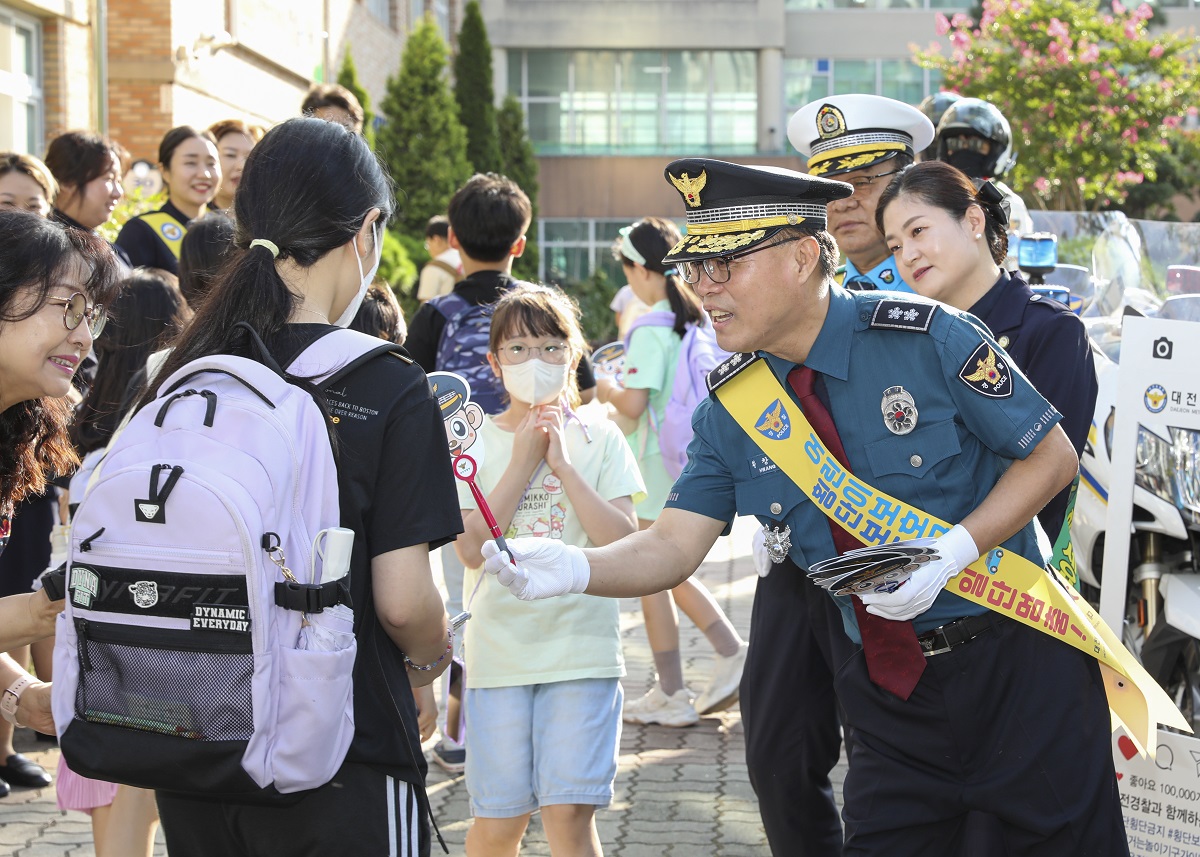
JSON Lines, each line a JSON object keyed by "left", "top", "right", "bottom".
{"left": 1102, "top": 316, "right": 1200, "bottom": 625}
{"left": 1100, "top": 315, "right": 1200, "bottom": 856}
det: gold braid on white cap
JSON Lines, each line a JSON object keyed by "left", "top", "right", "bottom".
{"left": 249, "top": 238, "right": 280, "bottom": 258}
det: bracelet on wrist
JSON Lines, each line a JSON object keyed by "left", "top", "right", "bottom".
{"left": 403, "top": 626, "right": 454, "bottom": 672}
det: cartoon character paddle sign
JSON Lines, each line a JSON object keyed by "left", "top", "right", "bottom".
{"left": 428, "top": 372, "right": 511, "bottom": 558}
{"left": 430, "top": 372, "right": 485, "bottom": 461}
{"left": 591, "top": 341, "right": 626, "bottom": 387}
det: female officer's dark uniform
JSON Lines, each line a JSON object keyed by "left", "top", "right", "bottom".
{"left": 967, "top": 269, "right": 1097, "bottom": 540}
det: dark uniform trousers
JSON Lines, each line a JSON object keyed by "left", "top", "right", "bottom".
{"left": 837, "top": 615, "right": 1128, "bottom": 857}
{"left": 741, "top": 555, "right": 856, "bottom": 857}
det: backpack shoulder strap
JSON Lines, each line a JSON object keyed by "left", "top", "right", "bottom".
{"left": 430, "top": 291, "right": 469, "bottom": 322}
{"left": 427, "top": 259, "right": 459, "bottom": 278}
{"left": 289, "top": 328, "right": 408, "bottom": 386}
{"left": 624, "top": 310, "right": 676, "bottom": 349}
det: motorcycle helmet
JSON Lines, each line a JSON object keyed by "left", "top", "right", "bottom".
{"left": 917, "top": 92, "right": 961, "bottom": 160}
{"left": 934, "top": 97, "right": 1017, "bottom": 179}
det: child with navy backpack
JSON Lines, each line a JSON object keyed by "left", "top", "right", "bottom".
{"left": 595, "top": 218, "right": 748, "bottom": 728}
{"left": 56, "top": 118, "right": 460, "bottom": 857}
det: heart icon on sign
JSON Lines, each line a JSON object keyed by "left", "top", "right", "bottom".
{"left": 1118, "top": 735, "right": 1138, "bottom": 760}
{"left": 1116, "top": 773, "right": 1124, "bottom": 780}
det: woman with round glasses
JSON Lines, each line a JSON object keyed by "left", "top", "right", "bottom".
{"left": 599, "top": 218, "right": 748, "bottom": 728}
{"left": 0, "top": 210, "right": 118, "bottom": 755}
{"left": 0, "top": 157, "right": 65, "bottom": 793}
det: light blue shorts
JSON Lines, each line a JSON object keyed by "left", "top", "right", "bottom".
{"left": 464, "top": 678, "right": 622, "bottom": 818}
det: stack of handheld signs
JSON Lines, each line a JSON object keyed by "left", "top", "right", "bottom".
{"left": 807, "top": 541, "right": 943, "bottom": 597}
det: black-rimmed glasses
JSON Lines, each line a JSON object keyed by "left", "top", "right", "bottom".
{"left": 846, "top": 168, "right": 902, "bottom": 196}
{"left": 678, "top": 236, "right": 804, "bottom": 286}
{"left": 45, "top": 292, "right": 107, "bottom": 337}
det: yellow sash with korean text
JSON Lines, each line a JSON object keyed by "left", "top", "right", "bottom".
{"left": 139, "top": 211, "right": 186, "bottom": 260}
{"left": 716, "top": 358, "right": 1189, "bottom": 753}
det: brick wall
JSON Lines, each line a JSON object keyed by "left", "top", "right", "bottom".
{"left": 107, "top": 0, "right": 175, "bottom": 161}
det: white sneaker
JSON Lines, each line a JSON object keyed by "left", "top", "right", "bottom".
{"left": 694, "top": 642, "right": 749, "bottom": 715}
{"left": 622, "top": 685, "right": 699, "bottom": 727}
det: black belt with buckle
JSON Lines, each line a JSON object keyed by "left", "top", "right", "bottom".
{"left": 917, "top": 613, "right": 1003, "bottom": 657}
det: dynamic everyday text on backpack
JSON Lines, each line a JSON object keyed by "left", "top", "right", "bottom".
{"left": 431, "top": 291, "right": 506, "bottom": 415}
{"left": 52, "top": 327, "right": 397, "bottom": 798}
{"left": 625, "top": 311, "right": 730, "bottom": 479}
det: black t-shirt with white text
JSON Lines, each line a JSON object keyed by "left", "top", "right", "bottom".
{"left": 270, "top": 324, "right": 463, "bottom": 788}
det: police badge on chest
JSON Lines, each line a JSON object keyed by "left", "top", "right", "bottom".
{"left": 881, "top": 386, "right": 918, "bottom": 435}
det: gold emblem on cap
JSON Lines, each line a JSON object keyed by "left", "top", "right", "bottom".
{"left": 836, "top": 151, "right": 889, "bottom": 172}
{"left": 685, "top": 230, "right": 766, "bottom": 254}
{"left": 816, "top": 104, "right": 847, "bottom": 140}
{"left": 669, "top": 170, "right": 707, "bottom": 209}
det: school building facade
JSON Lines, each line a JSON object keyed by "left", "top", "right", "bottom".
{"left": 476, "top": 0, "right": 1200, "bottom": 284}
{"left": 0, "top": 0, "right": 454, "bottom": 162}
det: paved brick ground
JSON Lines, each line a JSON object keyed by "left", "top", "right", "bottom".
{"left": 0, "top": 517, "right": 846, "bottom": 855}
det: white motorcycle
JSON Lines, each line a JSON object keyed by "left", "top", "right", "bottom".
{"left": 1060, "top": 212, "right": 1200, "bottom": 731}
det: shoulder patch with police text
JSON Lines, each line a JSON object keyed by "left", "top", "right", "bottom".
{"left": 706, "top": 352, "right": 760, "bottom": 392}
{"left": 869, "top": 299, "right": 935, "bottom": 333}
{"left": 957, "top": 342, "right": 1012, "bottom": 398}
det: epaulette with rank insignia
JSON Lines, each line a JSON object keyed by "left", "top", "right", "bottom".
{"left": 706, "top": 352, "right": 759, "bottom": 392}
{"left": 868, "top": 298, "right": 935, "bottom": 333}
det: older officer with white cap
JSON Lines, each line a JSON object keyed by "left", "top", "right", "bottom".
{"left": 479, "top": 157, "right": 1129, "bottom": 857}
{"left": 789, "top": 94, "right": 933, "bottom": 293}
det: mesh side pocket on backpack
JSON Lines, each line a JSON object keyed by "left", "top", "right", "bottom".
{"left": 76, "top": 622, "right": 254, "bottom": 742}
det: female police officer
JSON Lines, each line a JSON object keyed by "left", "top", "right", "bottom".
{"left": 479, "top": 158, "right": 1128, "bottom": 856}
{"left": 877, "top": 160, "right": 1097, "bottom": 551}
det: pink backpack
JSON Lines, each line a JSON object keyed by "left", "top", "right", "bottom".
{"left": 625, "top": 311, "right": 730, "bottom": 478}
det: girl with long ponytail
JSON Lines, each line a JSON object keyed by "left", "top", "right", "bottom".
{"left": 597, "top": 217, "right": 748, "bottom": 727}
{"left": 150, "top": 118, "right": 460, "bottom": 857}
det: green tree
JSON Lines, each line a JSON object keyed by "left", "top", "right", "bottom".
{"left": 453, "top": 1, "right": 503, "bottom": 174}
{"left": 377, "top": 15, "right": 472, "bottom": 236}
{"left": 913, "top": 0, "right": 1200, "bottom": 211}
{"left": 337, "top": 47, "right": 375, "bottom": 148}
{"left": 1116, "top": 127, "right": 1200, "bottom": 220}
{"left": 498, "top": 94, "right": 541, "bottom": 280}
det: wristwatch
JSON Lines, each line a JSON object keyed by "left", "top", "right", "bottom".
{"left": 0, "top": 675, "right": 34, "bottom": 724}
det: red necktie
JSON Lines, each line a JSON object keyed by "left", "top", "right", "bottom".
{"left": 789, "top": 366, "right": 927, "bottom": 700}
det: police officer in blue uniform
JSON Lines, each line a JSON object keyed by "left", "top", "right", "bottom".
{"left": 480, "top": 158, "right": 1128, "bottom": 857}
{"left": 746, "top": 93, "right": 938, "bottom": 855}
{"left": 876, "top": 161, "right": 1097, "bottom": 546}
{"left": 789, "top": 94, "right": 934, "bottom": 294}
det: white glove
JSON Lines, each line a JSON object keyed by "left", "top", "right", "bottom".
{"left": 858, "top": 525, "right": 979, "bottom": 622}
{"left": 750, "top": 527, "right": 772, "bottom": 578}
{"left": 482, "top": 538, "right": 591, "bottom": 601}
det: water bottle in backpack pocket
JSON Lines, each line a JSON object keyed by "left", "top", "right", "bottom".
{"left": 52, "top": 329, "right": 395, "bottom": 798}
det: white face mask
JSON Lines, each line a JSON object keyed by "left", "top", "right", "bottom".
{"left": 501, "top": 359, "right": 570, "bottom": 406}
{"left": 334, "top": 220, "right": 381, "bottom": 328}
